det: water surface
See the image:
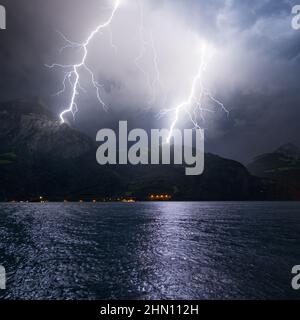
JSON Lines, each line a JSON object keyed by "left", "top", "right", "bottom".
{"left": 0, "top": 202, "right": 299, "bottom": 300}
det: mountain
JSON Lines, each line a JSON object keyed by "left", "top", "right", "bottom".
{"left": 120, "top": 154, "right": 264, "bottom": 201}
{"left": 0, "top": 98, "right": 270, "bottom": 201}
{"left": 0, "top": 99, "right": 121, "bottom": 201}
{"left": 0, "top": 98, "right": 93, "bottom": 158}
{"left": 247, "top": 143, "right": 300, "bottom": 200}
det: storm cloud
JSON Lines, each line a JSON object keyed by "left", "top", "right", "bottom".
{"left": 0, "top": 0, "right": 299, "bottom": 162}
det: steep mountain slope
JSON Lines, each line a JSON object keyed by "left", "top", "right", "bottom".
{"left": 0, "top": 99, "right": 93, "bottom": 158}
{"left": 0, "top": 99, "right": 121, "bottom": 200}
{"left": 247, "top": 143, "right": 300, "bottom": 200}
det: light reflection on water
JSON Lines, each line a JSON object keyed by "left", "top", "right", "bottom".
{"left": 0, "top": 202, "right": 299, "bottom": 300}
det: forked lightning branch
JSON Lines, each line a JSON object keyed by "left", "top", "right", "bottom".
{"left": 47, "top": 0, "right": 229, "bottom": 142}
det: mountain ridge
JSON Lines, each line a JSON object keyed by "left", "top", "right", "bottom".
{"left": 247, "top": 143, "right": 300, "bottom": 200}
{"left": 0, "top": 98, "right": 292, "bottom": 201}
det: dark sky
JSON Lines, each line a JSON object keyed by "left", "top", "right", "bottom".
{"left": 0, "top": 0, "right": 300, "bottom": 163}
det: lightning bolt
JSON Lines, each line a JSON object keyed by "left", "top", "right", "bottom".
{"left": 47, "top": 0, "right": 228, "bottom": 137}
{"left": 161, "top": 43, "right": 229, "bottom": 143}
{"left": 134, "top": 0, "right": 162, "bottom": 106}
{"left": 47, "top": 0, "right": 121, "bottom": 123}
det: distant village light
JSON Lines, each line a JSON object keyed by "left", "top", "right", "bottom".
{"left": 148, "top": 194, "right": 172, "bottom": 201}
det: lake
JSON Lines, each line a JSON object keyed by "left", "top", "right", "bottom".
{"left": 0, "top": 202, "right": 299, "bottom": 300}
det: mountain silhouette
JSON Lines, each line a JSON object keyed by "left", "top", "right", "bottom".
{"left": 0, "top": 98, "right": 289, "bottom": 201}
{"left": 248, "top": 143, "right": 300, "bottom": 200}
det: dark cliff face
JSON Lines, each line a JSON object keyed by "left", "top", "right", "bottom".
{"left": 0, "top": 99, "right": 121, "bottom": 200}
{"left": 247, "top": 144, "right": 300, "bottom": 200}
{"left": 248, "top": 143, "right": 300, "bottom": 178}
{"left": 0, "top": 98, "right": 267, "bottom": 201}
{"left": 0, "top": 99, "right": 94, "bottom": 159}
